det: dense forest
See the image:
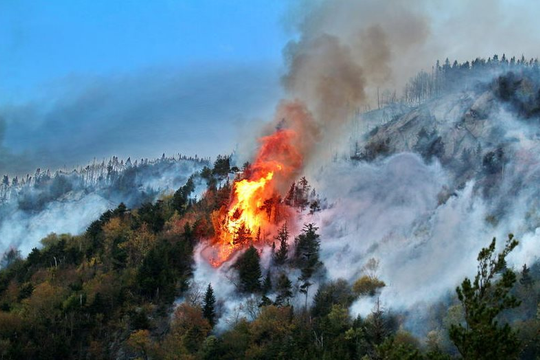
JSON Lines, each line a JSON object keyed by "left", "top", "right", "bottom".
{"left": 2, "top": 56, "right": 540, "bottom": 359}
{"left": 0, "top": 151, "right": 538, "bottom": 360}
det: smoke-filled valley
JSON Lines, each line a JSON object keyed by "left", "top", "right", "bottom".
{"left": 2, "top": 1, "right": 540, "bottom": 359}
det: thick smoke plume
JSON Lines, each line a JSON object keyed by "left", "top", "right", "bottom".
{"left": 199, "top": 0, "right": 540, "bottom": 333}
{"left": 254, "top": 0, "right": 432, "bottom": 172}
{"left": 276, "top": 0, "right": 540, "bottom": 166}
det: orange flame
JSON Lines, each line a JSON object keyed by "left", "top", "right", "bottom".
{"left": 225, "top": 171, "right": 274, "bottom": 243}
{"left": 206, "top": 127, "right": 303, "bottom": 266}
{"left": 203, "top": 101, "right": 319, "bottom": 267}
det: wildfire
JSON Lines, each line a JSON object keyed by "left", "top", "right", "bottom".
{"left": 205, "top": 126, "right": 304, "bottom": 267}
{"left": 224, "top": 171, "right": 275, "bottom": 244}
{"left": 200, "top": 101, "right": 319, "bottom": 267}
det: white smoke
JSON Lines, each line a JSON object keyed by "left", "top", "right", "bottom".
{"left": 306, "top": 104, "right": 540, "bottom": 323}
{"left": 0, "top": 192, "right": 113, "bottom": 256}
{"left": 0, "top": 156, "right": 206, "bottom": 257}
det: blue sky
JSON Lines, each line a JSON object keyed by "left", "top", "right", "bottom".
{"left": 0, "top": 0, "right": 292, "bottom": 174}
{"left": 0, "top": 0, "right": 289, "bottom": 102}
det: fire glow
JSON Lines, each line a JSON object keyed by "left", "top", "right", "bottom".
{"left": 206, "top": 126, "right": 304, "bottom": 267}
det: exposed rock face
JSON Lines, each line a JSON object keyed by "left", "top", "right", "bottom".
{"left": 359, "top": 70, "right": 540, "bottom": 192}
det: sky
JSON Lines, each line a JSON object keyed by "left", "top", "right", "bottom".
{"left": 0, "top": 0, "right": 290, "bottom": 175}
{"left": 3, "top": 0, "right": 540, "bottom": 176}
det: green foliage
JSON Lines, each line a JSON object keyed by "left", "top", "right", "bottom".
{"left": 353, "top": 276, "right": 386, "bottom": 297}
{"left": 172, "top": 175, "right": 196, "bottom": 215}
{"left": 449, "top": 234, "right": 521, "bottom": 360}
{"left": 312, "top": 279, "right": 354, "bottom": 318}
{"left": 1, "top": 151, "right": 537, "bottom": 360}
{"left": 262, "top": 271, "right": 273, "bottom": 295}
{"left": 519, "top": 263, "right": 534, "bottom": 289}
{"left": 212, "top": 155, "right": 231, "bottom": 178}
{"left": 137, "top": 201, "right": 165, "bottom": 233}
{"left": 234, "top": 246, "right": 262, "bottom": 294}
{"left": 375, "top": 336, "right": 424, "bottom": 360}
{"left": 0, "top": 249, "right": 21, "bottom": 269}
{"left": 273, "top": 223, "right": 289, "bottom": 266}
{"left": 137, "top": 238, "right": 192, "bottom": 301}
{"left": 294, "top": 223, "right": 323, "bottom": 305}
{"left": 274, "top": 273, "right": 293, "bottom": 306}
{"left": 364, "top": 298, "right": 397, "bottom": 351}
{"left": 203, "top": 284, "right": 217, "bottom": 327}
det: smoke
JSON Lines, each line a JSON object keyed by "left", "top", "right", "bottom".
{"left": 0, "top": 119, "right": 33, "bottom": 175}
{"left": 286, "top": 0, "right": 540, "bottom": 91}
{"left": 283, "top": 0, "right": 429, "bottom": 106}
{"left": 274, "top": 0, "right": 540, "bottom": 166}
{"left": 303, "top": 68, "right": 540, "bottom": 335}
{"left": 0, "top": 193, "right": 113, "bottom": 256}
{"left": 284, "top": 33, "right": 366, "bottom": 125}
{"left": 308, "top": 122, "right": 540, "bottom": 334}
{"left": 242, "top": 0, "right": 432, "bottom": 174}
{"left": 209, "top": 0, "right": 540, "bottom": 332}
{"left": 0, "top": 155, "right": 206, "bottom": 258}
{"left": 0, "top": 63, "right": 281, "bottom": 177}
{"left": 310, "top": 154, "right": 484, "bottom": 308}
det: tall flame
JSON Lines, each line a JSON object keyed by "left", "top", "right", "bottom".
{"left": 205, "top": 127, "right": 303, "bottom": 266}
{"left": 224, "top": 171, "right": 275, "bottom": 243}
{"left": 203, "top": 101, "right": 318, "bottom": 267}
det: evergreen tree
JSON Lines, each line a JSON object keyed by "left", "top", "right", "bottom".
{"left": 259, "top": 295, "right": 272, "bottom": 308}
{"left": 0, "top": 248, "right": 21, "bottom": 269}
{"left": 274, "top": 273, "right": 293, "bottom": 306}
{"left": 262, "top": 271, "right": 273, "bottom": 295}
{"left": 212, "top": 155, "right": 231, "bottom": 178}
{"left": 273, "top": 223, "right": 289, "bottom": 266}
{"left": 449, "top": 234, "right": 521, "bottom": 360}
{"left": 312, "top": 279, "right": 355, "bottom": 318}
{"left": 172, "top": 176, "right": 195, "bottom": 215}
{"left": 520, "top": 263, "right": 534, "bottom": 289}
{"left": 234, "top": 246, "right": 262, "bottom": 293}
{"left": 256, "top": 227, "right": 261, "bottom": 242}
{"left": 284, "top": 182, "right": 296, "bottom": 206}
{"left": 294, "top": 223, "right": 323, "bottom": 305}
{"left": 295, "top": 177, "right": 310, "bottom": 210}
{"left": 234, "top": 223, "right": 252, "bottom": 246}
{"left": 309, "top": 199, "right": 321, "bottom": 214}
{"left": 203, "top": 284, "right": 217, "bottom": 327}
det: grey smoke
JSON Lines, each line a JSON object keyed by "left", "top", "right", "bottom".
{"left": 192, "top": 0, "right": 540, "bottom": 332}
{"left": 0, "top": 63, "right": 282, "bottom": 177}
{"left": 0, "top": 156, "right": 207, "bottom": 257}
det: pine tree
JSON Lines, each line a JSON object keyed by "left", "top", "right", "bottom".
{"left": 295, "top": 177, "right": 310, "bottom": 210}
{"left": 520, "top": 263, "right": 534, "bottom": 289}
{"left": 309, "top": 200, "right": 321, "bottom": 214}
{"left": 172, "top": 176, "right": 195, "bottom": 215}
{"left": 365, "top": 298, "right": 390, "bottom": 347}
{"left": 234, "top": 223, "right": 252, "bottom": 246}
{"left": 273, "top": 223, "right": 289, "bottom": 266}
{"left": 203, "top": 284, "right": 216, "bottom": 327}
{"left": 259, "top": 295, "right": 272, "bottom": 308}
{"left": 234, "top": 246, "right": 262, "bottom": 293}
{"left": 262, "top": 271, "right": 273, "bottom": 295}
{"left": 284, "top": 182, "right": 296, "bottom": 206}
{"left": 274, "top": 273, "right": 293, "bottom": 306}
{"left": 294, "top": 223, "right": 323, "bottom": 307}
{"left": 449, "top": 234, "right": 521, "bottom": 360}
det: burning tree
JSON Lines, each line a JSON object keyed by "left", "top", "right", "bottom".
{"left": 206, "top": 102, "right": 319, "bottom": 266}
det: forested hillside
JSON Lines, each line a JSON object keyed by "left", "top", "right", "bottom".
{"left": 1, "top": 57, "right": 540, "bottom": 359}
